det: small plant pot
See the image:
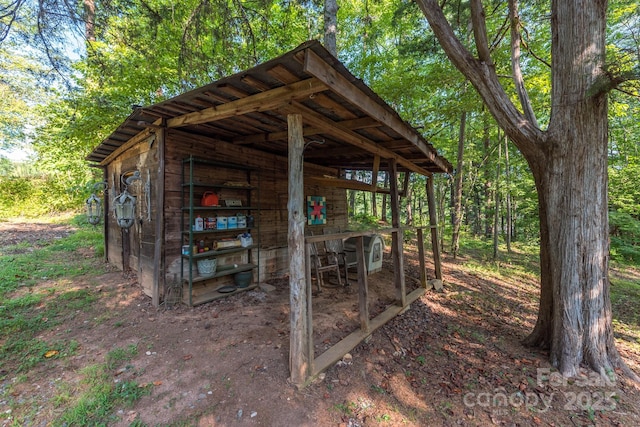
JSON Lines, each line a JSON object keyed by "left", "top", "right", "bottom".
{"left": 234, "top": 271, "right": 253, "bottom": 288}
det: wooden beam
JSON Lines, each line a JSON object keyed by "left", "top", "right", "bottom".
{"left": 281, "top": 101, "right": 432, "bottom": 176}
{"left": 288, "top": 113, "right": 310, "bottom": 387}
{"left": 311, "top": 287, "right": 425, "bottom": 379}
{"left": 99, "top": 129, "right": 155, "bottom": 166}
{"left": 303, "top": 49, "right": 451, "bottom": 174}
{"left": 167, "top": 78, "right": 328, "bottom": 128}
{"left": 306, "top": 176, "right": 380, "bottom": 192}
{"left": 427, "top": 175, "right": 442, "bottom": 280}
{"left": 389, "top": 159, "right": 406, "bottom": 307}
{"left": 234, "top": 116, "right": 380, "bottom": 145}
{"left": 152, "top": 123, "right": 166, "bottom": 307}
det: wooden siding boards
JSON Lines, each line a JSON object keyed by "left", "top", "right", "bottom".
{"left": 103, "top": 129, "right": 347, "bottom": 297}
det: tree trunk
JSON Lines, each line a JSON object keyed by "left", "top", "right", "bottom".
{"left": 371, "top": 191, "right": 377, "bottom": 217}
{"left": 451, "top": 111, "right": 466, "bottom": 258}
{"left": 381, "top": 173, "right": 388, "bottom": 222}
{"left": 492, "top": 140, "right": 500, "bottom": 260}
{"left": 84, "top": 0, "right": 96, "bottom": 42}
{"left": 324, "top": 0, "right": 338, "bottom": 56}
{"left": 406, "top": 175, "right": 413, "bottom": 226}
{"left": 416, "top": 0, "right": 638, "bottom": 380}
{"left": 504, "top": 134, "right": 512, "bottom": 252}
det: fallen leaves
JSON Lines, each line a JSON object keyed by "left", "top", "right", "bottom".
{"left": 43, "top": 350, "right": 58, "bottom": 358}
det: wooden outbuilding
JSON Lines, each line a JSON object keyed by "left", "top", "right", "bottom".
{"left": 87, "top": 40, "right": 452, "bottom": 386}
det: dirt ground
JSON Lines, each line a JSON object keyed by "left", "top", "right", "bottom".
{"left": 1, "top": 221, "right": 640, "bottom": 426}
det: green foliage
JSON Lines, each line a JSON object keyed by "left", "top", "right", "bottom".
{"left": 0, "top": 173, "right": 89, "bottom": 220}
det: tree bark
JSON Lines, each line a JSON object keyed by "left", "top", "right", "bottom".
{"left": 406, "top": 174, "right": 413, "bottom": 226}
{"left": 83, "top": 0, "right": 96, "bottom": 42}
{"left": 451, "top": 111, "right": 466, "bottom": 258}
{"left": 493, "top": 140, "right": 500, "bottom": 260}
{"left": 504, "top": 134, "right": 512, "bottom": 252}
{"left": 324, "top": 0, "right": 338, "bottom": 57}
{"left": 416, "top": 0, "right": 638, "bottom": 380}
{"left": 381, "top": 173, "right": 389, "bottom": 222}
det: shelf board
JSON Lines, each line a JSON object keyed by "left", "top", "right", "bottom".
{"left": 182, "top": 227, "right": 254, "bottom": 235}
{"left": 185, "top": 283, "right": 258, "bottom": 306}
{"left": 182, "top": 206, "right": 258, "bottom": 211}
{"left": 183, "top": 263, "right": 256, "bottom": 284}
{"left": 182, "top": 245, "right": 256, "bottom": 258}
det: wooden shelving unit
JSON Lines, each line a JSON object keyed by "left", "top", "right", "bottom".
{"left": 181, "top": 156, "right": 259, "bottom": 306}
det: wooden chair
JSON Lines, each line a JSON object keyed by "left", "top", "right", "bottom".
{"left": 323, "top": 227, "right": 357, "bottom": 284}
{"left": 307, "top": 231, "right": 342, "bottom": 292}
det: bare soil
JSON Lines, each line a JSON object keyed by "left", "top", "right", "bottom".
{"left": 1, "top": 221, "right": 639, "bottom": 426}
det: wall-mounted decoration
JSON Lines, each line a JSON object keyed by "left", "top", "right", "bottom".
{"left": 307, "top": 196, "right": 327, "bottom": 225}
{"left": 85, "top": 182, "right": 107, "bottom": 226}
{"left": 114, "top": 170, "right": 141, "bottom": 229}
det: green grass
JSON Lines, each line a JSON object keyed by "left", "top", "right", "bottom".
{"left": 52, "top": 361, "right": 151, "bottom": 427}
{"left": 106, "top": 344, "right": 139, "bottom": 370}
{"left": 0, "top": 214, "right": 105, "bottom": 375}
{"left": 0, "top": 220, "right": 104, "bottom": 297}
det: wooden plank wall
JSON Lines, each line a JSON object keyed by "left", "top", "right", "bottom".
{"left": 104, "top": 135, "right": 160, "bottom": 297}
{"left": 163, "top": 129, "right": 348, "bottom": 287}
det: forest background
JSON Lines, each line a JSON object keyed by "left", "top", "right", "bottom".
{"left": 0, "top": 0, "right": 639, "bottom": 262}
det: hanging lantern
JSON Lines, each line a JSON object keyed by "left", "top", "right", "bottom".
{"left": 85, "top": 193, "right": 102, "bottom": 225}
{"left": 114, "top": 190, "right": 137, "bottom": 229}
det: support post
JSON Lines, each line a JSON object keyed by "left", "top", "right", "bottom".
{"left": 356, "top": 236, "right": 370, "bottom": 333}
{"left": 102, "top": 166, "right": 109, "bottom": 263}
{"left": 152, "top": 124, "right": 166, "bottom": 307}
{"left": 288, "top": 114, "right": 310, "bottom": 386}
{"left": 389, "top": 159, "right": 406, "bottom": 307}
{"left": 417, "top": 228, "right": 427, "bottom": 288}
{"left": 427, "top": 175, "right": 442, "bottom": 279}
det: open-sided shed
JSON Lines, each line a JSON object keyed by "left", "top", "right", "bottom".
{"left": 88, "top": 40, "right": 452, "bottom": 385}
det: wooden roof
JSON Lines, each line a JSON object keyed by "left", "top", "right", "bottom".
{"left": 87, "top": 40, "right": 452, "bottom": 177}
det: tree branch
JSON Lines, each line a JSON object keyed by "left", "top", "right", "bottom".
{"left": 415, "top": 0, "right": 543, "bottom": 158}
{"left": 469, "top": 0, "right": 492, "bottom": 64}
{"left": 509, "top": 0, "right": 538, "bottom": 127}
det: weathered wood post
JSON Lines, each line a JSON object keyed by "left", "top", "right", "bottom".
{"left": 426, "top": 175, "right": 442, "bottom": 280}
{"left": 355, "top": 235, "right": 370, "bottom": 333}
{"left": 417, "top": 227, "right": 427, "bottom": 288}
{"left": 287, "top": 114, "right": 310, "bottom": 386}
{"left": 389, "top": 159, "right": 406, "bottom": 307}
{"left": 152, "top": 124, "right": 166, "bottom": 307}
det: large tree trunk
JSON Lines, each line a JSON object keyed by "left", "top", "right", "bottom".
{"left": 492, "top": 140, "right": 500, "bottom": 260}
{"left": 324, "top": 0, "right": 338, "bottom": 56}
{"left": 416, "top": 0, "right": 638, "bottom": 380}
{"left": 504, "top": 134, "right": 512, "bottom": 253}
{"left": 451, "top": 111, "right": 466, "bottom": 258}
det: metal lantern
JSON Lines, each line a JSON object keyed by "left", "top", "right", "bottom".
{"left": 114, "top": 190, "right": 137, "bottom": 229}
{"left": 85, "top": 193, "right": 102, "bottom": 225}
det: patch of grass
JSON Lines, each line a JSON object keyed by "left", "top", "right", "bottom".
{"left": 0, "top": 216, "right": 106, "bottom": 376}
{"left": 333, "top": 401, "right": 357, "bottom": 416}
{"left": 0, "top": 215, "right": 104, "bottom": 296}
{"left": 52, "top": 353, "right": 151, "bottom": 426}
{"left": 106, "top": 344, "right": 139, "bottom": 371}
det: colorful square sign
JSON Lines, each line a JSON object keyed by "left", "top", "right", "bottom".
{"left": 307, "top": 196, "right": 327, "bottom": 225}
